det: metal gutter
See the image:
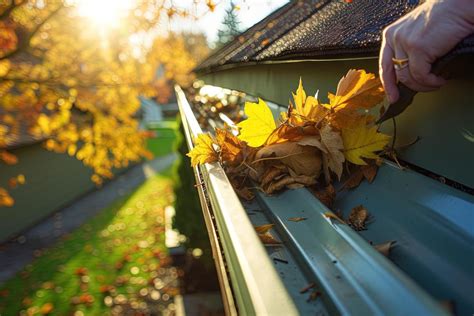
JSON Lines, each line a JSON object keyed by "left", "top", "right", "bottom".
{"left": 196, "top": 56, "right": 378, "bottom": 76}
{"left": 256, "top": 188, "right": 448, "bottom": 315}
{"left": 175, "top": 83, "right": 472, "bottom": 314}
{"left": 175, "top": 85, "right": 299, "bottom": 315}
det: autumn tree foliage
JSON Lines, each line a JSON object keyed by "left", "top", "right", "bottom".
{"left": 0, "top": 0, "right": 210, "bottom": 206}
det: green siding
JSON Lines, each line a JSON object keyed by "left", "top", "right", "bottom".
{"left": 199, "top": 59, "right": 474, "bottom": 188}
{"left": 0, "top": 143, "right": 95, "bottom": 241}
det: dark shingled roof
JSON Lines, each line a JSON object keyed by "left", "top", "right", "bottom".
{"left": 196, "top": 0, "right": 474, "bottom": 74}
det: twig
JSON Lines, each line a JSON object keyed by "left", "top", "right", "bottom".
{"left": 251, "top": 151, "right": 305, "bottom": 164}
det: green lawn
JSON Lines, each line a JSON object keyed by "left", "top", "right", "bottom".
{"left": 146, "top": 119, "right": 179, "bottom": 158}
{"left": 0, "top": 174, "right": 179, "bottom": 316}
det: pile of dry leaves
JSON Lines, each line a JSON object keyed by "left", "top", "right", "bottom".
{"left": 187, "top": 69, "right": 391, "bottom": 202}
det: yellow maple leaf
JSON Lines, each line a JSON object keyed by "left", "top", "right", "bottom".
{"left": 237, "top": 98, "right": 276, "bottom": 147}
{"left": 291, "top": 78, "right": 326, "bottom": 123}
{"left": 186, "top": 133, "right": 218, "bottom": 167}
{"left": 325, "top": 69, "right": 384, "bottom": 111}
{"left": 342, "top": 121, "right": 391, "bottom": 165}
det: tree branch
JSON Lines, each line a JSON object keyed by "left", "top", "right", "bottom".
{"left": 0, "top": 0, "right": 25, "bottom": 20}
{"left": 0, "top": 4, "right": 64, "bottom": 61}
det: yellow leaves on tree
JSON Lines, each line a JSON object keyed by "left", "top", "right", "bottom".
{"left": 187, "top": 134, "right": 218, "bottom": 167}
{"left": 188, "top": 69, "right": 391, "bottom": 198}
{"left": 342, "top": 122, "right": 391, "bottom": 165}
{"left": 237, "top": 99, "right": 276, "bottom": 147}
{"left": 0, "top": 1, "right": 212, "bottom": 204}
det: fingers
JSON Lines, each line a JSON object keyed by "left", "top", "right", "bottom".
{"left": 379, "top": 37, "right": 399, "bottom": 103}
{"left": 392, "top": 43, "right": 443, "bottom": 92}
{"left": 408, "top": 52, "right": 447, "bottom": 88}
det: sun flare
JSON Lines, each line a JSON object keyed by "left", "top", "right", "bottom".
{"left": 75, "top": 0, "right": 133, "bottom": 28}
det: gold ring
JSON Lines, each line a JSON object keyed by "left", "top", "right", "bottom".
{"left": 394, "top": 63, "right": 409, "bottom": 70}
{"left": 392, "top": 57, "right": 409, "bottom": 67}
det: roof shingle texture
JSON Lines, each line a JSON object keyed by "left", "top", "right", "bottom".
{"left": 197, "top": 0, "right": 474, "bottom": 73}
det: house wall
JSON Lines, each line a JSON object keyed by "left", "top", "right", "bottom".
{"left": 0, "top": 143, "right": 95, "bottom": 242}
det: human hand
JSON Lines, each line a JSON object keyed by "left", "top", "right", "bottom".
{"left": 379, "top": 0, "right": 474, "bottom": 103}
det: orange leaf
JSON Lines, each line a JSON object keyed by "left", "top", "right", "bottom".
{"left": 215, "top": 128, "right": 243, "bottom": 165}
{"left": 254, "top": 224, "right": 274, "bottom": 234}
{"left": 325, "top": 69, "right": 384, "bottom": 111}
{"left": 288, "top": 217, "right": 307, "bottom": 222}
{"left": 258, "top": 233, "right": 281, "bottom": 245}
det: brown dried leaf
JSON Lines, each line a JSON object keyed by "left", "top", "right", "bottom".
{"left": 323, "top": 212, "right": 346, "bottom": 225}
{"left": 299, "top": 282, "right": 315, "bottom": 294}
{"left": 288, "top": 217, "right": 307, "bottom": 222}
{"left": 320, "top": 126, "right": 345, "bottom": 180}
{"left": 341, "top": 162, "right": 378, "bottom": 190}
{"left": 256, "top": 141, "right": 322, "bottom": 177}
{"left": 342, "top": 168, "right": 364, "bottom": 190}
{"left": 374, "top": 241, "right": 396, "bottom": 257}
{"left": 215, "top": 128, "right": 244, "bottom": 165}
{"left": 254, "top": 224, "right": 274, "bottom": 234}
{"left": 314, "top": 184, "right": 336, "bottom": 209}
{"left": 348, "top": 205, "right": 371, "bottom": 231}
{"left": 361, "top": 164, "right": 378, "bottom": 183}
{"left": 235, "top": 186, "right": 255, "bottom": 201}
{"left": 258, "top": 233, "right": 281, "bottom": 245}
{"left": 265, "top": 174, "right": 316, "bottom": 194}
{"left": 260, "top": 165, "right": 287, "bottom": 188}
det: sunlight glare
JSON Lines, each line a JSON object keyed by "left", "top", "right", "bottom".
{"left": 75, "top": 0, "right": 133, "bottom": 28}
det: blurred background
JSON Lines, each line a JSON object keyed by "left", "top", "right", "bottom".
{"left": 0, "top": 1, "right": 287, "bottom": 315}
